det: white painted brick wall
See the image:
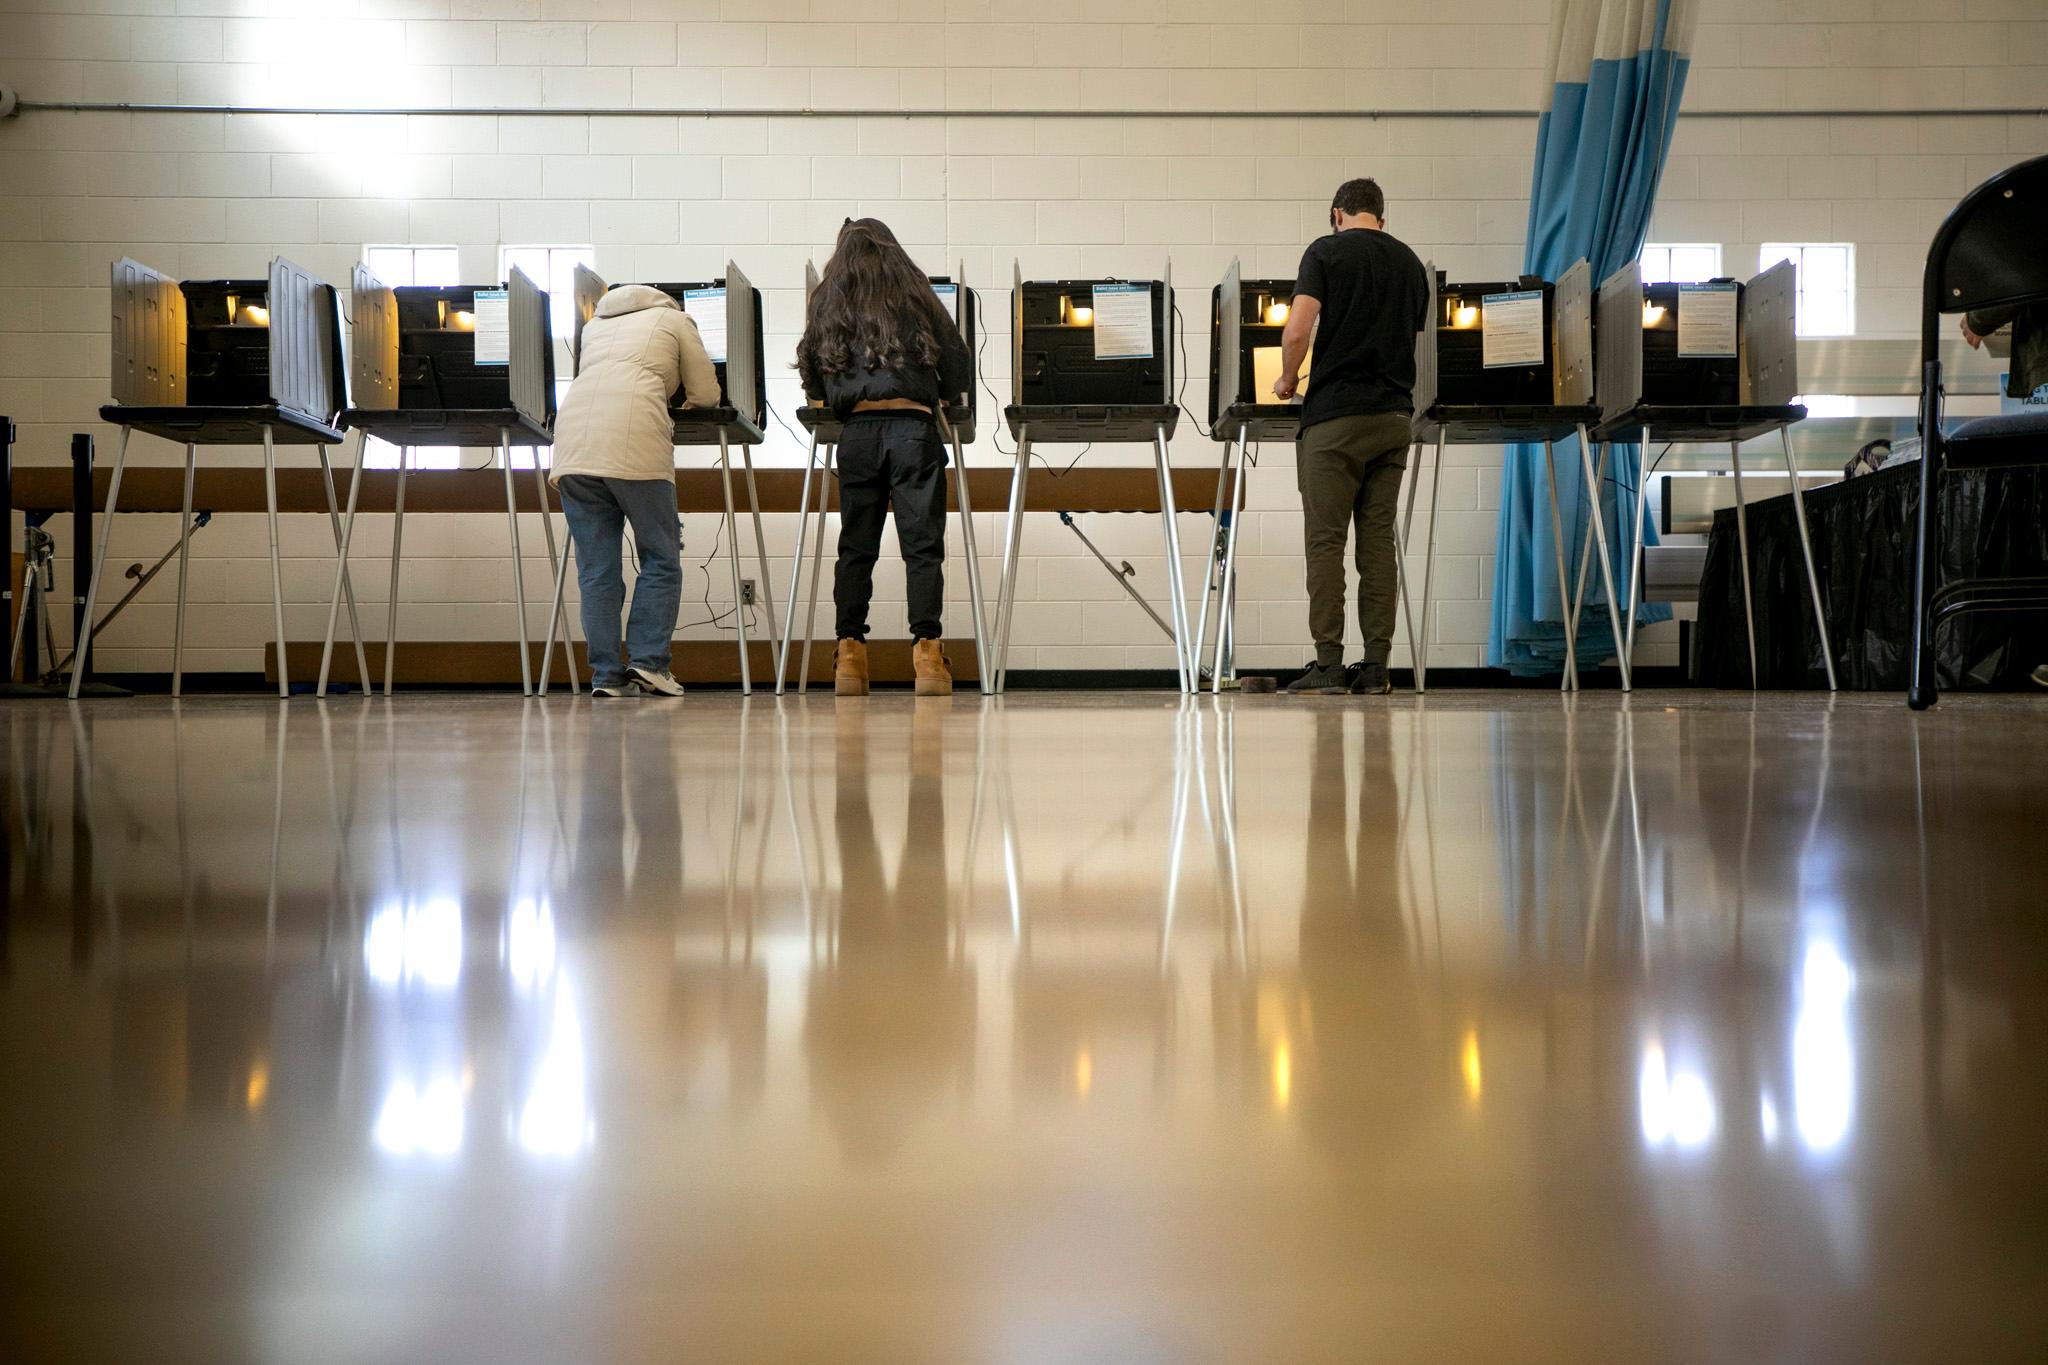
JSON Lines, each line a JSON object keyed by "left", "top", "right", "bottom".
{"left": 1, "top": 4, "right": 2044, "bottom": 675}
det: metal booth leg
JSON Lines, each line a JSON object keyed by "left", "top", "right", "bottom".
{"left": 797, "top": 441, "right": 836, "bottom": 695}
{"left": 1393, "top": 442, "right": 1424, "bottom": 690}
{"left": 173, "top": 442, "right": 196, "bottom": 698}
{"left": 993, "top": 427, "right": 1032, "bottom": 694}
{"left": 1728, "top": 438, "right": 1759, "bottom": 689}
{"left": 318, "top": 430, "right": 369, "bottom": 699}
{"left": 384, "top": 446, "right": 410, "bottom": 697}
{"left": 262, "top": 425, "right": 289, "bottom": 700}
{"left": 1779, "top": 424, "right": 1838, "bottom": 691}
{"left": 716, "top": 432, "right": 751, "bottom": 694}
{"left": 1415, "top": 433, "right": 1446, "bottom": 693}
{"left": 1192, "top": 428, "right": 1240, "bottom": 687}
{"left": 531, "top": 453, "right": 579, "bottom": 694}
{"left": 500, "top": 428, "right": 533, "bottom": 697}
{"left": 776, "top": 430, "right": 821, "bottom": 694}
{"left": 1540, "top": 440, "right": 1581, "bottom": 692}
{"left": 739, "top": 442, "right": 780, "bottom": 655}
{"left": 1211, "top": 433, "right": 1250, "bottom": 694}
{"left": 1573, "top": 423, "right": 1631, "bottom": 691}
{"left": 1567, "top": 436, "right": 1612, "bottom": 680}
{"left": 1622, "top": 424, "right": 1652, "bottom": 679}
{"left": 316, "top": 435, "right": 371, "bottom": 697}
{"left": 539, "top": 511, "right": 574, "bottom": 699}
{"left": 68, "top": 427, "right": 132, "bottom": 699}
{"left": 940, "top": 412, "right": 993, "bottom": 694}
{"left": 1152, "top": 422, "right": 1193, "bottom": 694}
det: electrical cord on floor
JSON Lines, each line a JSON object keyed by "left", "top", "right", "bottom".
{"left": 676, "top": 509, "right": 742, "bottom": 633}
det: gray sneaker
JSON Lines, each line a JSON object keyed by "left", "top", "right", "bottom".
{"left": 1348, "top": 661, "right": 1392, "bottom": 695}
{"left": 627, "top": 665, "right": 685, "bottom": 697}
{"left": 1285, "top": 661, "right": 1350, "bottom": 695}
{"left": 591, "top": 680, "right": 640, "bottom": 698}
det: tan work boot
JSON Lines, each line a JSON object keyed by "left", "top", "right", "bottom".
{"left": 834, "top": 638, "right": 870, "bottom": 696}
{"left": 912, "top": 638, "right": 954, "bottom": 696}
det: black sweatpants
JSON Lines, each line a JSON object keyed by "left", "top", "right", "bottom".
{"left": 833, "top": 412, "right": 948, "bottom": 641}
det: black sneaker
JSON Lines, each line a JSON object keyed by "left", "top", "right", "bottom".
{"left": 1285, "top": 661, "right": 1350, "bottom": 695}
{"left": 1348, "top": 661, "right": 1392, "bottom": 695}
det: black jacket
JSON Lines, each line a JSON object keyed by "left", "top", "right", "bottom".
{"left": 1966, "top": 302, "right": 2048, "bottom": 399}
{"left": 800, "top": 315, "right": 973, "bottom": 422}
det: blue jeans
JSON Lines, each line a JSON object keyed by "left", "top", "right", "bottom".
{"left": 557, "top": 475, "right": 681, "bottom": 687}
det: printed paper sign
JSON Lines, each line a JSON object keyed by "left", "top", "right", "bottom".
{"left": 472, "top": 289, "right": 509, "bottom": 366}
{"left": 1677, "top": 281, "right": 1738, "bottom": 358}
{"left": 932, "top": 282, "right": 960, "bottom": 328}
{"left": 684, "top": 287, "right": 727, "bottom": 364}
{"left": 1481, "top": 290, "right": 1544, "bottom": 369}
{"left": 1092, "top": 283, "right": 1154, "bottom": 361}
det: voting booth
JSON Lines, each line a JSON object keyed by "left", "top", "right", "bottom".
{"left": 317, "top": 263, "right": 574, "bottom": 698}
{"left": 76, "top": 256, "right": 355, "bottom": 699}
{"left": 998, "top": 263, "right": 1194, "bottom": 692}
{"left": 779, "top": 261, "right": 991, "bottom": 695}
{"left": 537, "top": 262, "right": 776, "bottom": 694}
{"left": 1588, "top": 256, "right": 1834, "bottom": 689}
{"left": 1409, "top": 261, "right": 1604, "bottom": 690}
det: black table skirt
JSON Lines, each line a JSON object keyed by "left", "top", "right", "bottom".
{"left": 1695, "top": 459, "right": 2048, "bottom": 689}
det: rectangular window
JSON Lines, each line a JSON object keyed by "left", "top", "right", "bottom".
{"left": 1760, "top": 243, "right": 1855, "bottom": 338}
{"left": 498, "top": 244, "right": 595, "bottom": 341}
{"left": 1640, "top": 243, "right": 1722, "bottom": 285}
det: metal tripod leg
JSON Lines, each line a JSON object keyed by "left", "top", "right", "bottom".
{"left": 1622, "top": 424, "right": 1652, "bottom": 677}
{"left": 68, "top": 427, "right": 130, "bottom": 698}
{"left": 1392, "top": 442, "right": 1423, "bottom": 689}
{"left": 1211, "top": 433, "right": 1250, "bottom": 695}
{"left": 994, "top": 428, "right": 1031, "bottom": 694}
{"left": 777, "top": 430, "right": 821, "bottom": 694}
{"left": 1729, "top": 438, "right": 1759, "bottom": 689}
{"left": 318, "top": 430, "right": 369, "bottom": 699}
{"left": 500, "top": 429, "right": 532, "bottom": 696}
{"left": 1574, "top": 423, "right": 1630, "bottom": 691}
{"left": 539, "top": 516, "right": 574, "bottom": 698}
{"left": 1780, "top": 424, "right": 1838, "bottom": 691}
{"left": 316, "top": 438, "right": 371, "bottom": 697}
{"left": 939, "top": 411, "right": 992, "bottom": 694}
{"left": 1568, "top": 437, "right": 1613, "bottom": 677}
{"left": 173, "top": 442, "right": 196, "bottom": 698}
{"left": 738, "top": 441, "right": 779, "bottom": 656}
{"left": 531, "top": 454, "right": 578, "bottom": 693}
{"left": 798, "top": 442, "right": 836, "bottom": 695}
{"left": 717, "top": 432, "right": 750, "bottom": 694}
{"left": 384, "top": 446, "right": 409, "bottom": 697}
{"left": 262, "top": 425, "right": 289, "bottom": 699}
{"left": 1415, "top": 433, "right": 1445, "bottom": 693}
{"left": 1541, "top": 440, "right": 1580, "bottom": 692}
{"left": 1154, "top": 423, "right": 1193, "bottom": 694}
{"left": 1192, "top": 428, "right": 1241, "bottom": 686}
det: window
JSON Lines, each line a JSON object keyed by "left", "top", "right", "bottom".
{"left": 1760, "top": 243, "right": 1854, "bottom": 338}
{"left": 498, "top": 244, "right": 595, "bottom": 341}
{"left": 360, "top": 246, "right": 464, "bottom": 469}
{"left": 1641, "top": 243, "right": 1722, "bottom": 285}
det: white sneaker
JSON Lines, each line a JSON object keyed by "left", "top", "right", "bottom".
{"left": 591, "top": 680, "right": 640, "bottom": 698}
{"left": 627, "top": 666, "right": 685, "bottom": 697}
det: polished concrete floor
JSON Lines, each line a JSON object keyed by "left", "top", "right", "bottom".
{"left": 2, "top": 689, "right": 2046, "bottom": 1362}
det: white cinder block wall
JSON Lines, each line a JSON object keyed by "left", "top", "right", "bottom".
{"left": 1, "top": 2, "right": 2043, "bottom": 678}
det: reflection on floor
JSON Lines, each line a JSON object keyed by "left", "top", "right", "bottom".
{"left": 4, "top": 692, "right": 2047, "bottom": 1360}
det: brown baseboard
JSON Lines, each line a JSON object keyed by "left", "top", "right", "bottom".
{"left": 272, "top": 637, "right": 982, "bottom": 688}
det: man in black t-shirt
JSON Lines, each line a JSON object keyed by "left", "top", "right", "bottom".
{"left": 1273, "top": 178, "right": 1430, "bottom": 695}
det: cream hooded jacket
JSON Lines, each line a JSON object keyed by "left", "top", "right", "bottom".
{"left": 550, "top": 285, "right": 721, "bottom": 485}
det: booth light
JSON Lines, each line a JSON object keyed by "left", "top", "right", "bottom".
{"left": 1264, "top": 299, "right": 1290, "bottom": 326}
{"left": 240, "top": 304, "right": 269, "bottom": 327}
{"left": 448, "top": 309, "right": 476, "bottom": 331}
{"left": 1068, "top": 301, "right": 1093, "bottom": 326}
{"left": 1642, "top": 301, "right": 1667, "bottom": 327}
{"left": 1451, "top": 302, "right": 1479, "bottom": 329}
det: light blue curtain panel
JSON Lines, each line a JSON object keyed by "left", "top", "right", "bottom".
{"left": 1488, "top": 0, "right": 1696, "bottom": 675}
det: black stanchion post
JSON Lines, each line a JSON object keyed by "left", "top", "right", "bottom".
{"left": 70, "top": 433, "right": 91, "bottom": 687}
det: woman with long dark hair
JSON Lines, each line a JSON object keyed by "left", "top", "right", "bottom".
{"left": 797, "top": 218, "right": 973, "bottom": 696}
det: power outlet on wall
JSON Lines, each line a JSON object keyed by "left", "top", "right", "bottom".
{"left": 740, "top": 579, "right": 756, "bottom": 607}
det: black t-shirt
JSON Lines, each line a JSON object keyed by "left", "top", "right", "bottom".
{"left": 1291, "top": 228, "right": 1430, "bottom": 431}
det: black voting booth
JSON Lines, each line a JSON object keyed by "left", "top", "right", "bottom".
{"left": 539, "top": 262, "right": 775, "bottom": 694}
{"left": 319, "top": 263, "right": 574, "bottom": 698}
{"left": 76, "top": 256, "right": 355, "bottom": 699}
{"left": 1588, "top": 256, "right": 1834, "bottom": 690}
{"left": 779, "top": 261, "right": 992, "bottom": 695}
{"left": 1408, "top": 260, "right": 1602, "bottom": 691}
{"left": 997, "top": 264, "right": 1193, "bottom": 692}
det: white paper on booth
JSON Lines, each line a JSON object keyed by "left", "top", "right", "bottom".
{"left": 684, "top": 287, "right": 727, "bottom": 364}
{"left": 1253, "top": 346, "right": 1309, "bottom": 404}
{"left": 1092, "top": 283, "right": 1154, "bottom": 361}
{"left": 1481, "top": 290, "right": 1543, "bottom": 369}
{"left": 472, "top": 289, "right": 509, "bottom": 366}
{"left": 1677, "top": 282, "right": 1738, "bottom": 358}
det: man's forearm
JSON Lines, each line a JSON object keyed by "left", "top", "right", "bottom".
{"left": 1279, "top": 320, "right": 1313, "bottom": 380}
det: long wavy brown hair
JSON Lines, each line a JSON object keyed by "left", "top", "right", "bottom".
{"left": 796, "top": 218, "right": 950, "bottom": 388}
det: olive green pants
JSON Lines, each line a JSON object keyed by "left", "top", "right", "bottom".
{"left": 1296, "top": 412, "right": 1413, "bottom": 667}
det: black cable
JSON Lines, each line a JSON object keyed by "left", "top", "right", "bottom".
{"left": 966, "top": 285, "right": 1016, "bottom": 456}
{"left": 1171, "top": 301, "right": 1212, "bottom": 439}
{"left": 675, "top": 506, "right": 740, "bottom": 633}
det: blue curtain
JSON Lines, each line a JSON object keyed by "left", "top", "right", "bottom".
{"left": 1488, "top": 0, "right": 1696, "bottom": 675}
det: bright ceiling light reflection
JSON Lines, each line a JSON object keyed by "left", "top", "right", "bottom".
{"left": 364, "top": 898, "right": 463, "bottom": 988}
{"left": 518, "top": 986, "right": 593, "bottom": 1159}
{"left": 374, "top": 1076, "right": 465, "bottom": 1158}
{"left": 1794, "top": 940, "right": 1856, "bottom": 1153}
{"left": 1639, "top": 1041, "right": 1716, "bottom": 1151}
{"left": 505, "top": 899, "right": 557, "bottom": 991}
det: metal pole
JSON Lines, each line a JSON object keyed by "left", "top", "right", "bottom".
{"left": 1212, "top": 430, "right": 1250, "bottom": 694}
{"left": 938, "top": 412, "right": 992, "bottom": 694}
{"left": 1541, "top": 440, "right": 1580, "bottom": 691}
{"left": 173, "top": 443, "right": 196, "bottom": 698}
{"left": 798, "top": 442, "right": 835, "bottom": 694}
{"left": 993, "top": 429, "right": 1031, "bottom": 693}
{"left": 1154, "top": 423, "right": 1193, "bottom": 693}
{"left": 384, "top": 446, "right": 409, "bottom": 697}
{"left": 539, "top": 517, "right": 574, "bottom": 698}
{"left": 1622, "top": 425, "right": 1652, "bottom": 673}
{"left": 1779, "top": 424, "right": 1838, "bottom": 691}
{"left": 1417, "top": 432, "right": 1445, "bottom": 692}
{"left": 531, "top": 453, "right": 579, "bottom": 693}
{"left": 1573, "top": 424, "right": 1630, "bottom": 691}
{"left": 68, "top": 432, "right": 121, "bottom": 699}
{"left": 717, "top": 431, "right": 751, "bottom": 694}
{"left": 1191, "top": 427, "right": 1237, "bottom": 683}
{"left": 318, "top": 430, "right": 367, "bottom": 700}
{"left": 262, "top": 426, "right": 289, "bottom": 699}
{"left": 777, "top": 430, "right": 821, "bottom": 694}
{"left": 739, "top": 442, "right": 779, "bottom": 650}
{"left": 316, "top": 439, "right": 371, "bottom": 695}
{"left": 1728, "top": 438, "right": 1759, "bottom": 689}
{"left": 500, "top": 429, "right": 533, "bottom": 696}
{"left": 1569, "top": 437, "right": 1612, "bottom": 670}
